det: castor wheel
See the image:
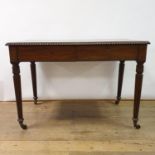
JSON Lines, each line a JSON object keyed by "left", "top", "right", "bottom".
{"left": 133, "top": 119, "right": 141, "bottom": 129}
{"left": 20, "top": 123, "right": 28, "bottom": 130}
{"left": 134, "top": 124, "right": 141, "bottom": 129}
{"left": 34, "top": 100, "right": 37, "bottom": 105}
{"left": 34, "top": 97, "right": 38, "bottom": 105}
{"left": 115, "top": 100, "right": 120, "bottom": 105}
{"left": 19, "top": 122, "right": 28, "bottom": 130}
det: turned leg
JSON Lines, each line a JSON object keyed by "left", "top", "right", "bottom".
{"left": 12, "top": 62, "right": 27, "bottom": 129}
{"left": 30, "top": 62, "right": 38, "bottom": 104}
{"left": 115, "top": 60, "right": 125, "bottom": 104}
{"left": 133, "top": 61, "right": 145, "bottom": 129}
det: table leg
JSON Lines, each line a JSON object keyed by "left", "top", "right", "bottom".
{"left": 30, "top": 62, "right": 38, "bottom": 104}
{"left": 133, "top": 61, "right": 144, "bottom": 129}
{"left": 115, "top": 60, "right": 125, "bottom": 104}
{"left": 12, "top": 62, "right": 27, "bottom": 129}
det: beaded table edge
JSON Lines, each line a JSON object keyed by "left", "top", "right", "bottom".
{"left": 5, "top": 41, "right": 150, "bottom": 46}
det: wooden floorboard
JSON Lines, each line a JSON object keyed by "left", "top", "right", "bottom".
{"left": 0, "top": 100, "right": 155, "bottom": 154}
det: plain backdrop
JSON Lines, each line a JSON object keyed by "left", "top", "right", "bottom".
{"left": 0, "top": 0, "right": 155, "bottom": 101}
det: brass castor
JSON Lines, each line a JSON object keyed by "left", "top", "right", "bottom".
{"left": 18, "top": 120, "right": 28, "bottom": 130}
{"left": 115, "top": 100, "right": 120, "bottom": 105}
{"left": 20, "top": 123, "right": 28, "bottom": 130}
{"left": 133, "top": 118, "right": 141, "bottom": 129}
{"left": 134, "top": 124, "right": 141, "bottom": 129}
{"left": 34, "top": 97, "right": 38, "bottom": 105}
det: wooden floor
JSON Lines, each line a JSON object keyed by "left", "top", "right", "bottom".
{"left": 0, "top": 100, "right": 155, "bottom": 155}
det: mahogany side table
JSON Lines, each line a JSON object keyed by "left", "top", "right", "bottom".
{"left": 6, "top": 41, "right": 150, "bottom": 129}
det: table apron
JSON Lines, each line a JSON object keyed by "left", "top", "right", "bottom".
{"left": 9, "top": 45, "right": 145, "bottom": 62}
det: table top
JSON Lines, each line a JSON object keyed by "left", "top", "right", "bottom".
{"left": 6, "top": 40, "right": 150, "bottom": 46}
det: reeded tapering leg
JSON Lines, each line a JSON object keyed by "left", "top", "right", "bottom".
{"left": 12, "top": 62, "right": 27, "bottom": 129}
{"left": 115, "top": 60, "right": 125, "bottom": 104}
{"left": 133, "top": 61, "right": 145, "bottom": 129}
{"left": 30, "top": 62, "right": 38, "bottom": 104}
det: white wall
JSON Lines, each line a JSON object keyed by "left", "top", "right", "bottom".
{"left": 0, "top": 0, "right": 155, "bottom": 101}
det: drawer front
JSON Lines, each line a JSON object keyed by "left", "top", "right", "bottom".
{"left": 17, "top": 46, "right": 76, "bottom": 61}
{"left": 77, "top": 45, "right": 138, "bottom": 61}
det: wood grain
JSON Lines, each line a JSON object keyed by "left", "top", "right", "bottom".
{"left": 0, "top": 100, "right": 155, "bottom": 155}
